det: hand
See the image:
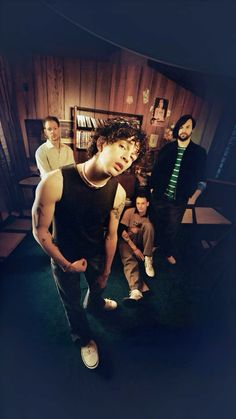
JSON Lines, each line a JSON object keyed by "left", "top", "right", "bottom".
{"left": 130, "top": 226, "right": 139, "bottom": 234}
{"left": 68, "top": 258, "right": 87, "bottom": 273}
{"left": 97, "top": 271, "right": 110, "bottom": 289}
{"left": 133, "top": 248, "right": 144, "bottom": 261}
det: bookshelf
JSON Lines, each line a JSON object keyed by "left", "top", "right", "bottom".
{"left": 72, "top": 106, "right": 143, "bottom": 163}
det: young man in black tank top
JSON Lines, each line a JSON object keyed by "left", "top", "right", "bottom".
{"left": 32, "top": 118, "right": 146, "bottom": 369}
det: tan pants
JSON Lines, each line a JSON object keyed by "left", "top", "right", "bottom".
{"left": 119, "top": 221, "right": 154, "bottom": 292}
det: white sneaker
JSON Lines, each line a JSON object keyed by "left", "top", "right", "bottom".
{"left": 103, "top": 298, "right": 118, "bottom": 311}
{"left": 144, "top": 256, "right": 155, "bottom": 277}
{"left": 81, "top": 340, "right": 99, "bottom": 369}
{"left": 129, "top": 289, "right": 143, "bottom": 301}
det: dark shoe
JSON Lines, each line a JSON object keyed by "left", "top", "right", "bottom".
{"left": 123, "top": 289, "right": 143, "bottom": 308}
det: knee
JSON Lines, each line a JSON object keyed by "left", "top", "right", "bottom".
{"left": 142, "top": 222, "right": 154, "bottom": 234}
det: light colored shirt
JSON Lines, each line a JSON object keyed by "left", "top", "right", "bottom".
{"left": 121, "top": 207, "right": 151, "bottom": 232}
{"left": 35, "top": 140, "right": 75, "bottom": 177}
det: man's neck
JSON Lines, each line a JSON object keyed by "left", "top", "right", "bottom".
{"left": 48, "top": 138, "right": 61, "bottom": 149}
{"left": 77, "top": 158, "right": 111, "bottom": 189}
{"left": 177, "top": 138, "right": 191, "bottom": 148}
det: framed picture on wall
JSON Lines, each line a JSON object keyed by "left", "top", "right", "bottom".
{"left": 151, "top": 97, "right": 169, "bottom": 123}
{"left": 60, "top": 120, "right": 74, "bottom": 144}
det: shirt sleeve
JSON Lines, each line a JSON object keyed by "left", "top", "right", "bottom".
{"left": 66, "top": 146, "right": 75, "bottom": 165}
{"left": 120, "top": 208, "right": 133, "bottom": 227}
{"left": 35, "top": 147, "right": 51, "bottom": 178}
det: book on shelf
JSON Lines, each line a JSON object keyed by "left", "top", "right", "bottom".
{"left": 84, "top": 116, "right": 92, "bottom": 128}
{"left": 90, "top": 117, "right": 98, "bottom": 129}
{"left": 77, "top": 115, "right": 87, "bottom": 128}
{"left": 77, "top": 114, "right": 108, "bottom": 130}
{"left": 76, "top": 130, "right": 92, "bottom": 149}
{"left": 98, "top": 118, "right": 105, "bottom": 126}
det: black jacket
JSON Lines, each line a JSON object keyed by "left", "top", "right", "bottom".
{"left": 150, "top": 140, "right": 207, "bottom": 203}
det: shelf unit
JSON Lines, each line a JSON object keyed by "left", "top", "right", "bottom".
{"left": 72, "top": 106, "right": 143, "bottom": 163}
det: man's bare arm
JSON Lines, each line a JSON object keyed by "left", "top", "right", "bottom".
{"left": 97, "top": 184, "right": 126, "bottom": 288}
{"left": 32, "top": 171, "right": 87, "bottom": 273}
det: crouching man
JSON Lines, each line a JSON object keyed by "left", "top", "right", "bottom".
{"left": 119, "top": 193, "right": 155, "bottom": 306}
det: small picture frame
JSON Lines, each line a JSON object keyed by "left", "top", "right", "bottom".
{"left": 150, "top": 97, "right": 169, "bottom": 124}
{"left": 60, "top": 120, "right": 74, "bottom": 143}
{"left": 149, "top": 134, "right": 159, "bottom": 148}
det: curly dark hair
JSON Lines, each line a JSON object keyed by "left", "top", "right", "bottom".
{"left": 87, "top": 117, "right": 147, "bottom": 162}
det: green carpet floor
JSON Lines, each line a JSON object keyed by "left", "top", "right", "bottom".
{"left": 0, "top": 230, "right": 235, "bottom": 419}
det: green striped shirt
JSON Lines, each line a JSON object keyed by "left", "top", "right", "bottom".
{"left": 165, "top": 146, "right": 186, "bottom": 199}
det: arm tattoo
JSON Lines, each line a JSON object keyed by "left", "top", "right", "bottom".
{"left": 34, "top": 203, "right": 44, "bottom": 229}
{"left": 122, "top": 230, "right": 130, "bottom": 241}
{"left": 113, "top": 199, "right": 125, "bottom": 220}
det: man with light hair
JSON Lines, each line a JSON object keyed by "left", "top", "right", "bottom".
{"left": 35, "top": 116, "right": 75, "bottom": 177}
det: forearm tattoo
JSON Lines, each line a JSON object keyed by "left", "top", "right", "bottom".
{"left": 33, "top": 203, "right": 44, "bottom": 229}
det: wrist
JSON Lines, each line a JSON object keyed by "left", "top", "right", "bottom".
{"left": 127, "top": 239, "right": 136, "bottom": 251}
{"left": 61, "top": 261, "right": 72, "bottom": 272}
{"left": 103, "top": 268, "right": 111, "bottom": 276}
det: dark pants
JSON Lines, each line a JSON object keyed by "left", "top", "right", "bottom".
{"left": 51, "top": 255, "right": 105, "bottom": 346}
{"left": 150, "top": 198, "right": 187, "bottom": 257}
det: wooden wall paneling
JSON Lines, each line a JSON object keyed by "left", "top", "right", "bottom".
{"left": 182, "top": 90, "right": 195, "bottom": 116}
{"left": 33, "top": 56, "right": 48, "bottom": 119}
{"left": 135, "top": 65, "right": 154, "bottom": 124}
{"left": 192, "top": 96, "right": 203, "bottom": 121}
{"left": 21, "top": 56, "right": 37, "bottom": 119}
{"left": 109, "top": 62, "right": 127, "bottom": 112}
{"left": 162, "top": 77, "right": 176, "bottom": 128}
{"left": 80, "top": 60, "right": 96, "bottom": 109}
{"left": 122, "top": 64, "right": 142, "bottom": 114}
{"left": 200, "top": 101, "right": 222, "bottom": 152}
{"left": 12, "top": 60, "right": 28, "bottom": 155}
{"left": 193, "top": 100, "right": 210, "bottom": 146}
{"left": 169, "top": 85, "right": 186, "bottom": 128}
{"left": 95, "top": 61, "right": 112, "bottom": 115}
{"left": 46, "top": 56, "right": 64, "bottom": 119}
{"left": 64, "top": 58, "right": 81, "bottom": 120}
{"left": 179, "top": 87, "right": 189, "bottom": 116}
{"left": 13, "top": 56, "right": 37, "bottom": 156}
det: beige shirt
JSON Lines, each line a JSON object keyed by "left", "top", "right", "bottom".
{"left": 35, "top": 140, "right": 75, "bottom": 177}
{"left": 121, "top": 207, "right": 151, "bottom": 233}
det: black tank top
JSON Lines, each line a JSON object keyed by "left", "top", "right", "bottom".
{"left": 53, "top": 165, "right": 118, "bottom": 260}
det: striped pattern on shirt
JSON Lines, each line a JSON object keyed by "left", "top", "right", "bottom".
{"left": 165, "top": 146, "right": 186, "bottom": 199}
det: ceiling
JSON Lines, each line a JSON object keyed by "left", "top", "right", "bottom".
{"left": 1, "top": 0, "right": 236, "bottom": 98}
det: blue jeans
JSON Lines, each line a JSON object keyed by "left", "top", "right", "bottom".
{"left": 51, "top": 254, "right": 105, "bottom": 346}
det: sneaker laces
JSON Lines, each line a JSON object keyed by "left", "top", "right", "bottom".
{"left": 84, "top": 343, "right": 96, "bottom": 354}
{"left": 104, "top": 298, "right": 112, "bottom": 304}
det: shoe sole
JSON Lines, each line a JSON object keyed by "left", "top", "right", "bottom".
{"left": 103, "top": 305, "right": 118, "bottom": 311}
{"left": 145, "top": 273, "right": 155, "bottom": 278}
{"left": 81, "top": 357, "right": 99, "bottom": 369}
